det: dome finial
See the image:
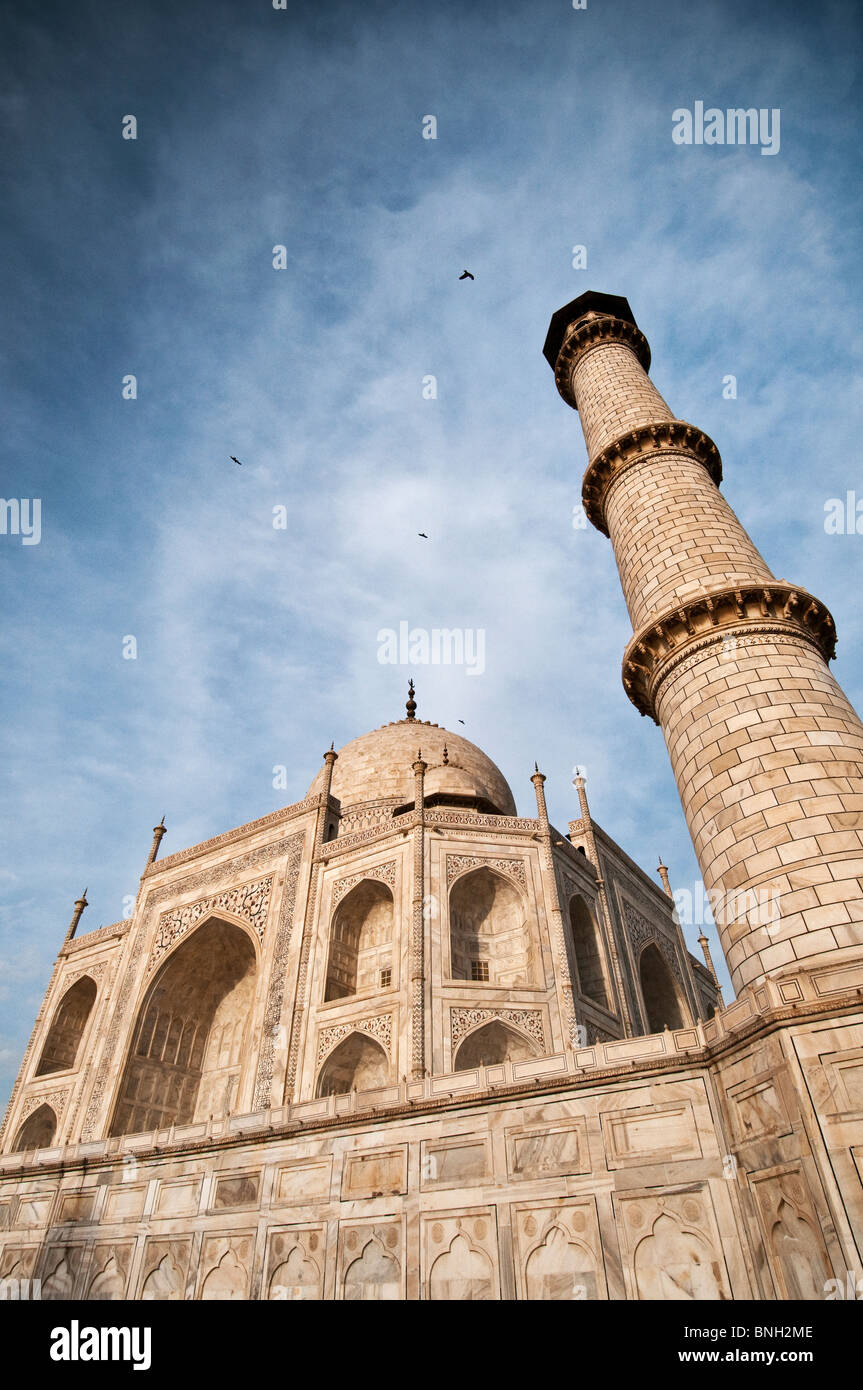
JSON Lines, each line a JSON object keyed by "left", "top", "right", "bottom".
{"left": 443, "top": 744, "right": 449, "bottom": 765}
{"left": 405, "top": 678, "right": 417, "bottom": 721}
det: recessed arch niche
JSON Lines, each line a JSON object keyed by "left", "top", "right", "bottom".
{"left": 324, "top": 879, "right": 394, "bottom": 1001}
{"left": 13, "top": 1103, "right": 57, "bottom": 1152}
{"left": 453, "top": 1019, "right": 539, "bottom": 1071}
{"left": 316, "top": 1032, "right": 389, "bottom": 1096}
{"left": 109, "top": 917, "right": 257, "bottom": 1137}
{"left": 568, "top": 896, "right": 609, "bottom": 1009}
{"left": 35, "top": 975, "right": 97, "bottom": 1076}
{"left": 639, "top": 942, "right": 685, "bottom": 1032}
{"left": 449, "top": 867, "right": 534, "bottom": 986}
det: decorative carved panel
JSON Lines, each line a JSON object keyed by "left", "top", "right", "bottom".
{"left": 265, "top": 1224, "right": 326, "bottom": 1300}
{"left": 274, "top": 1158, "right": 332, "bottom": 1206}
{"left": 422, "top": 1209, "right": 499, "bottom": 1300}
{"left": 253, "top": 832, "right": 306, "bottom": 1110}
{"left": 601, "top": 1101, "right": 702, "bottom": 1168}
{"left": 512, "top": 1198, "right": 606, "bottom": 1300}
{"left": 615, "top": 1187, "right": 731, "bottom": 1300}
{"left": 338, "top": 1218, "right": 404, "bottom": 1300}
{"left": 505, "top": 1120, "right": 590, "bottom": 1181}
{"left": 138, "top": 1237, "right": 192, "bottom": 1300}
{"left": 317, "top": 1013, "right": 392, "bottom": 1064}
{"left": 197, "top": 1231, "right": 254, "bottom": 1301}
{"left": 750, "top": 1169, "right": 833, "bottom": 1300}
{"left": 451, "top": 1007, "right": 544, "bottom": 1053}
{"left": 331, "top": 860, "right": 397, "bottom": 908}
{"left": 40, "top": 1244, "right": 87, "bottom": 1300}
{"left": 19, "top": 1089, "right": 69, "bottom": 1124}
{"left": 446, "top": 854, "right": 527, "bottom": 893}
{"left": 148, "top": 875, "right": 273, "bottom": 974}
{"left": 212, "top": 1171, "right": 261, "bottom": 1211}
{"left": 341, "top": 1147, "right": 407, "bottom": 1201}
{"left": 420, "top": 1136, "right": 490, "bottom": 1190}
{"left": 86, "top": 1241, "right": 135, "bottom": 1301}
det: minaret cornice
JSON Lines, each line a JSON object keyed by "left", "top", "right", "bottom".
{"left": 622, "top": 582, "right": 837, "bottom": 721}
{"left": 554, "top": 313, "right": 651, "bottom": 411}
{"left": 582, "top": 419, "right": 723, "bottom": 535}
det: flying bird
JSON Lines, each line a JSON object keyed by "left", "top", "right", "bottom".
{"left": 458, "top": 270, "right": 474, "bottom": 281}
{"left": 230, "top": 456, "right": 243, "bottom": 466}
{"left": 418, "top": 532, "right": 428, "bottom": 539}
{"left": 458, "top": 719, "right": 465, "bottom": 724}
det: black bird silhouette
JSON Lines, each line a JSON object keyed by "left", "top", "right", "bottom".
{"left": 418, "top": 532, "right": 428, "bottom": 539}
{"left": 458, "top": 719, "right": 465, "bottom": 724}
{"left": 458, "top": 270, "right": 474, "bottom": 281}
{"left": 230, "top": 456, "right": 243, "bottom": 466}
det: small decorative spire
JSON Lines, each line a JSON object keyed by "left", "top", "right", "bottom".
{"left": 443, "top": 744, "right": 449, "bottom": 765}
{"left": 146, "top": 817, "right": 168, "bottom": 869}
{"left": 534, "top": 761, "right": 539, "bottom": 773}
{"left": 405, "top": 679, "right": 417, "bottom": 721}
{"left": 65, "top": 889, "right": 89, "bottom": 942}
{"left": 657, "top": 856, "right": 673, "bottom": 898}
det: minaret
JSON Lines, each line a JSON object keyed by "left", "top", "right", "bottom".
{"left": 145, "top": 816, "right": 167, "bottom": 869}
{"left": 545, "top": 291, "right": 863, "bottom": 997}
{"left": 64, "top": 889, "right": 89, "bottom": 943}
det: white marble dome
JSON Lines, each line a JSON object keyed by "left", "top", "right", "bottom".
{"left": 306, "top": 719, "right": 516, "bottom": 815}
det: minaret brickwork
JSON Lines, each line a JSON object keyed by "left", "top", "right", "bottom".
{"left": 545, "top": 291, "right": 863, "bottom": 996}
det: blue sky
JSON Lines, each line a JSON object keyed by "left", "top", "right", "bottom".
{"left": 2, "top": 0, "right": 862, "bottom": 1108}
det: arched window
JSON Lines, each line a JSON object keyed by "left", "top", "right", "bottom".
{"left": 568, "top": 897, "right": 609, "bottom": 1009}
{"left": 35, "top": 976, "right": 97, "bottom": 1076}
{"left": 13, "top": 1103, "right": 57, "bottom": 1152}
{"left": 316, "top": 1033, "right": 389, "bottom": 1096}
{"left": 639, "top": 942, "right": 685, "bottom": 1032}
{"left": 110, "top": 918, "right": 257, "bottom": 1137}
{"left": 324, "top": 879, "right": 394, "bottom": 1001}
{"left": 449, "top": 867, "right": 533, "bottom": 986}
{"left": 453, "top": 1020, "right": 538, "bottom": 1071}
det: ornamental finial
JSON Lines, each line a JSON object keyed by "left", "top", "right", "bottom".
{"left": 406, "top": 679, "right": 417, "bottom": 721}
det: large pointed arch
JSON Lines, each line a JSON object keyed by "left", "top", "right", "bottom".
{"left": 35, "top": 975, "right": 97, "bottom": 1076}
{"left": 639, "top": 941, "right": 686, "bottom": 1032}
{"left": 449, "top": 866, "right": 534, "bottom": 986}
{"left": 109, "top": 917, "right": 257, "bottom": 1137}
{"left": 13, "top": 1103, "right": 57, "bottom": 1152}
{"left": 324, "top": 879, "right": 394, "bottom": 1001}
{"left": 315, "top": 1032, "right": 389, "bottom": 1096}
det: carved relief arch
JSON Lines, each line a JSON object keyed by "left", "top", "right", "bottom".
{"left": 451, "top": 1007, "right": 545, "bottom": 1070}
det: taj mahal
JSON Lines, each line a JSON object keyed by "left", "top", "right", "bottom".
{"left": 1, "top": 291, "right": 861, "bottom": 1301}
